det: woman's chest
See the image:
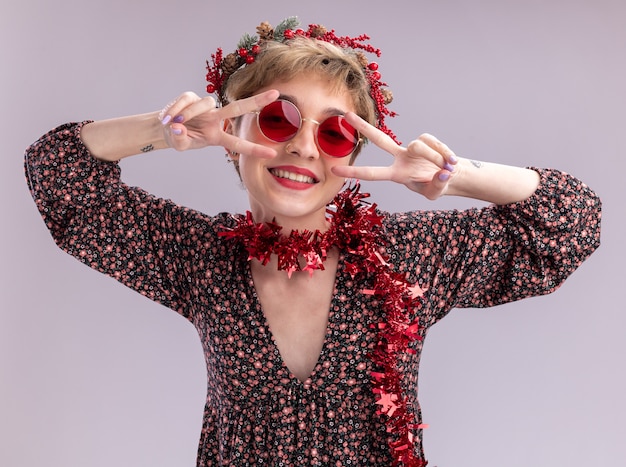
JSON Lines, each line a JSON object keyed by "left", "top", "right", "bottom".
{"left": 195, "top": 263, "right": 382, "bottom": 402}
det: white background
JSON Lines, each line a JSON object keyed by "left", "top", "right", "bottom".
{"left": 1, "top": 0, "right": 624, "bottom": 465}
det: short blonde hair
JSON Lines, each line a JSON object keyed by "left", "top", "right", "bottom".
{"left": 223, "top": 36, "right": 377, "bottom": 133}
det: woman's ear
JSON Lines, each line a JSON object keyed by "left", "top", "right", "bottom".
{"left": 222, "top": 118, "right": 238, "bottom": 161}
{"left": 221, "top": 117, "right": 243, "bottom": 181}
{"left": 223, "top": 118, "right": 233, "bottom": 135}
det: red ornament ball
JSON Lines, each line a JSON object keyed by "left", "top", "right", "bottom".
{"left": 238, "top": 47, "right": 248, "bottom": 57}
{"left": 251, "top": 44, "right": 261, "bottom": 54}
{"left": 283, "top": 29, "right": 295, "bottom": 39}
{"left": 245, "top": 55, "right": 255, "bottom": 64}
{"left": 368, "top": 62, "right": 379, "bottom": 71}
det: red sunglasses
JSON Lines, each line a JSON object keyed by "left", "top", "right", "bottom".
{"left": 255, "top": 99, "right": 361, "bottom": 158}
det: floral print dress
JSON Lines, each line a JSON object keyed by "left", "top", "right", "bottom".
{"left": 25, "top": 122, "right": 601, "bottom": 466}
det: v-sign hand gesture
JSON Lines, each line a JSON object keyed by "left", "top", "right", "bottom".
{"left": 161, "top": 89, "right": 280, "bottom": 159}
{"left": 331, "top": 112, "right": 458, "bottom": 200}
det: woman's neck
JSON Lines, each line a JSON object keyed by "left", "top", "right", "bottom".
{"left": 249, "top": 207, "right": 331, "bottom": 235}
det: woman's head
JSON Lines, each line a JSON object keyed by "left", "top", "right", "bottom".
{"left": 204, "top": 19, "right": 398, "bottom": 224}
{"left": 230, "top": 74, "right": 365, "bottom": 227}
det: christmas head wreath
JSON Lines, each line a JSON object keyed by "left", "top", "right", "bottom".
{"left": 205, "top": 16, "right": 400, "bottom": 143}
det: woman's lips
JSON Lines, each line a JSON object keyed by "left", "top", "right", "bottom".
{"left": 269, "top": 166, "right": 319, "bottom": 185}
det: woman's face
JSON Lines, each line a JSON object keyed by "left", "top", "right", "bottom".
{"left": 231, "top": 74, "right": 357, "bottom": 230}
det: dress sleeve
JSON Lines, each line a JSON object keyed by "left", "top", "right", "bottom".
{"left": 384, "top": 168, "right": 602, "bottom": 326}
{"left": 24, "top": 122, "right": 220, "bottom": 319}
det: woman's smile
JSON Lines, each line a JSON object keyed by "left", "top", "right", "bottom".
{"left": 269, "top": 165, "right": 319, "bottom": 188}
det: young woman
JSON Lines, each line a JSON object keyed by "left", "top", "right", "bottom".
{"left": 24, "top": 18, "right": 601, "bottom": 467}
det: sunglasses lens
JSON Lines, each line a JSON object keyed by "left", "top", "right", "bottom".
{"left": 318, "top": 116, "right": 359, "bottom": 157}
{"left": 258, "top": 100, "right": 300, "bottom": 142}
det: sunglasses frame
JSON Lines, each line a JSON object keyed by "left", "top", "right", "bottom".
{"left": 254, "top": 99, "right": 362, "bottom": 158}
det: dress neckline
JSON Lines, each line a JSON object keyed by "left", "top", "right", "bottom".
{"left": 245, "top": 252, "right": 346, "bottom": 385}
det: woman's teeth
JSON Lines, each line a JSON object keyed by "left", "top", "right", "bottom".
{"left": 270, "top": 168, "right": 316, "bottom": 184}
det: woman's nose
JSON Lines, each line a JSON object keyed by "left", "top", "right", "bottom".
{"left": 285, "top": 119, "right": 321, "bottom": 159}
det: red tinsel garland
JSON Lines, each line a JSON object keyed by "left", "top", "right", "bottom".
{"left": 219, "top": 184, "right": 428, "bottom": 466}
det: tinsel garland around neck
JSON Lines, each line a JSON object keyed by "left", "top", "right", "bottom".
{"left": 219, "top": 184, "right": 429, "bottom": 467}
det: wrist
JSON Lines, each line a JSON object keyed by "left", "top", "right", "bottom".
{"left": 444, "top": 157, "right": 473, "bottom": 198}
{"left": 81, "top": 112, "right": 169, "bottom": 161}
{"left": 143, "top": 111, "right": 170, "bottom": 152}
{"left": 445, "top": 158, "right": 540, "bottom": 204}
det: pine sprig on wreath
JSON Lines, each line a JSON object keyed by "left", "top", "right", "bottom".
{"left": 237, "top": 33, "right": 258, "bottom": 50}
{"left": 273, "top": 16, "right": 300, "bottom": 41}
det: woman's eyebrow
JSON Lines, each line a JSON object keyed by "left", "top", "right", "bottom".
{"left": 278, "top": 93, "right": 348, "bottom": 117}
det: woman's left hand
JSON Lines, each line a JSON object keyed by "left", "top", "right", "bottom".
{"left": 331, "top": 112, "right": 458, "bottom": 200}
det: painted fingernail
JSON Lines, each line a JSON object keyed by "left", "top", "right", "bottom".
{"left": 161, "top": 115, "right": 171, "bottom": 125}
{"left": 173, "top": 115, "right": 184, "bottom": 123}
{"left": 449, "top": 154, "right": 458, "bottom": 163}
{"left": 171, "top": 128, "right": 182, "bottom": 135}
{"left": 438, "top": 172, "right": 450, "bottom": 182}
{"left": 444, "top": 162, "right": 455, "bottom": 172}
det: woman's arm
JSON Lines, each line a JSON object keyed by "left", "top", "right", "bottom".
{"left": 445, "top": 158, "right": 541, "bottom": 205}
{"left": 24, "top": 121, "right": 229, "bottom": 318}
{"left": 385, "top": 167, "right": 601, "bottom": 326}
{"left": 23, "top": 90, "right": 280, "bottom": 317}
{"left": 79, "top": 89, "right": 280, "bottom": 161}
{"left": 334, "top": 114, "right": 543, "bottom": 205}
{"left": 79, "top": 111, "right": 168, "bottom": 161}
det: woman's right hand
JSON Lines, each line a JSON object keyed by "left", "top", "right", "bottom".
{"left": 160, "top": 89, "right": 279, "bottom": 159}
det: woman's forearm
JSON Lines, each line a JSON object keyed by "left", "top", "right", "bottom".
{"left": 79, "top": 111, "right": 169, "bottom": 161}
{"left": 447, "top": 157, "right": 541, "bottom": 205}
